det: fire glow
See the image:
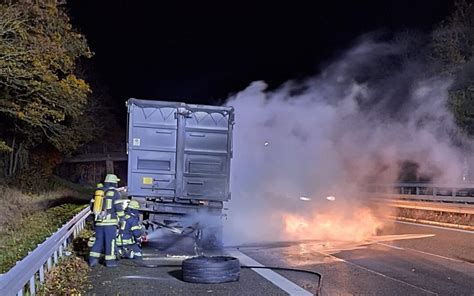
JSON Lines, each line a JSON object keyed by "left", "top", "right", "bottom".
{"left": 281, "top": 207, "right": 384, "bottom": 242}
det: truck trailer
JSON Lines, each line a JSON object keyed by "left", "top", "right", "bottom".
{"left": 126, "top": 99, "right": 234, "bottom": 247}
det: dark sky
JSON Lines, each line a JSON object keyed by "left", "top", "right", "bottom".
{"left": 68, "top": 1, "right": 455, "bottom": 107}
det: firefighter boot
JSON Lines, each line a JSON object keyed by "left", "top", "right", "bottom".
{"left": 88, "top": 257, "right": 99, "bottom": 267}
{"left": 105, "top": 259, "right": 118, "bottom": 268}
{"left": 130, "top": 250, "right": 143, "bottom": 260}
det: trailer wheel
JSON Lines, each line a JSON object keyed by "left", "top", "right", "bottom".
{"left": 182, "top": 256, "right": 240, "bottom": 284}
{"left": 198, "top": 226, "right": 223, "bottom": 250}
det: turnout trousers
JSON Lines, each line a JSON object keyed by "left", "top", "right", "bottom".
{"left": 89, "top": 225, "right": 117, "bottom": 263}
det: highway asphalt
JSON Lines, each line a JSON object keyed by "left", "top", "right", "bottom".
{"left": 87, "top": 222, "right": 474, "bottom": 295}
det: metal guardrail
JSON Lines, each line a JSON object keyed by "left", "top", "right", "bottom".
{"left": 386, "top": 193, "right": 474, "bottom": 204}
{"left": 0, "top": 207, "right": 91, "bottom": 296}
{"left": 366, "top": 183, "right": 474, "bottom": 203}
{"left": 366, "top": 183, "right": 474, "bottom": 216}
{"left": 372, "top": 182, "right": 474, "bottom": 189}
{"left": 372, "top": 196, "right": 474, "bottom": 215}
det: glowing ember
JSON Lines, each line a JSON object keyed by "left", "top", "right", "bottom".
{"left": 281, "top": 207, "right": 383, "bottom": 242}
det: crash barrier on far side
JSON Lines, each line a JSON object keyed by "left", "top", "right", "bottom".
{"left": 0, "top": 207, "right": 91, "bottom": 296}
{"left": 366, "top": 183, "right": 474, "bottom": 232}
{"left": 372, "top": 196, "right": 474, "bottom": 215}
{"left": 366, "top": 183, "right": 474, "bottom": 204}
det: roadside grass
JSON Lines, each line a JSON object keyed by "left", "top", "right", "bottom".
{"left": 0, "top": 203, "right": 86, "bottom": 273}
{"left": 0, "top": 184, "right": 89, "bottom": 232}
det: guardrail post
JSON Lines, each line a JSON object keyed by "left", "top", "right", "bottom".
{"left": 47, "top": 257, "right": 52, "bottom": 271}
{"left": 416, "top": 187, "right": 420, "bottom": 195}
{"left": 39, "top": 264, "right": 45, "bottom": 283}
{"left": 59, "top": 245, "right": 63, "bottom": 258}
{"left": 53, "top": 250, "right": 58, "bottom": 264}
{"left": 29, "top": 274, "right": 36, "bottom": 296}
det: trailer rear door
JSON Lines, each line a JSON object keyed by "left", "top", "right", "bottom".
{"left": 127, "top": 99, "right": 233, "bottom": 202}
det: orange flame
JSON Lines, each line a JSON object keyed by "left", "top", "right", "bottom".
{"left": 281, "top": 207, "right": 384, "bottom": 242}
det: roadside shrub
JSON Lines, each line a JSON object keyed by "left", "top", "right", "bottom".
{"left": 41, "top": 254, "right": 90, "bottom": 296}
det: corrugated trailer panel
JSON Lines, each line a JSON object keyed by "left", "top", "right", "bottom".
{"left": 127, "top": 98, "right": 234, "bottom": 202}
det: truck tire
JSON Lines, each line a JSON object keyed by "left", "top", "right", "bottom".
{"left": 182, "top": 256, "right": 240, "bottom": 284}
{"left": 198, "top": 226, "right": 223, "bottom": 250}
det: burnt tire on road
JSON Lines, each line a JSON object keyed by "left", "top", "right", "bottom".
{"left": 182, "top": 256, "right": 240, "bottom": 284}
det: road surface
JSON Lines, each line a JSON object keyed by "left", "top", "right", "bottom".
{"left": 87, "top": 221, "right": 474, "bottom": 295}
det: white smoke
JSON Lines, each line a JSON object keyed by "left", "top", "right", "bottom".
{"left": 223, "top": 38, "right": 471, "bottom": 245}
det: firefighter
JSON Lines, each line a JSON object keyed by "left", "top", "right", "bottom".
{"left": 89, "top": 174, "right": 125, "bottom": 267}
{"left": 117, "top": 200, "right": 145, "bottom": 259}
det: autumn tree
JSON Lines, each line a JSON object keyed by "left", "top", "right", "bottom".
{"left": 431, "top": 0, "right": 474, "bottom": 134}
{"left": 0, "top": 0, "right": 93, "bottom": 176}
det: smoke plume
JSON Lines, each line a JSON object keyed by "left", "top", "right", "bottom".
{"left": 223, "top": 37, "right": 471, "bottom": 245}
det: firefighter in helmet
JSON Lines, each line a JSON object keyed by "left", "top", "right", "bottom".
{"left": 117, "top": 200, "right": 145, "bottom": 259}
{"left": 89, "top": 174, "right": 124, "bottom": 267}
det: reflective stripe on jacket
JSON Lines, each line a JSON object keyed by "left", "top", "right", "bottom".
{"left": 116, "top": 213, "right": 143, "bottom": 246}
{"left": 95, "top": 187, "right": 125, "bottom": 226}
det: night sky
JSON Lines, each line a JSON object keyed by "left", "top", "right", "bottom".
{"left": 68, "top": 1, "right": 455, "bottom": 107}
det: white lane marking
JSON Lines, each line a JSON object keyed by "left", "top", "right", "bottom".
{"left": 395, "top": 220, "right": 474, "bottom": 234}
{"left": 404, "top": 248, "right": 468, "bottom": 264}
{"left": 376, "top": 242, "right": 468, "bottom": 264}
{"left": 143, "top": 257, "right": 185, "bottom": 261}
{"left": 377, "top": 243, "right": 405, "bottom": 250}
{"left": 369, "top": 234, "right": 435, "bottom": 242}
{"left": 227, "top": 249, "right": 313, "bottom": 296}
{"left": 120, "top": 275, "right": 169, "bottom": 281}
{"left": 142, "top": 255, "right": 196, "bottom": 261}
{"left": 319, "top": 252, "right": 438, "bottom": 296}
